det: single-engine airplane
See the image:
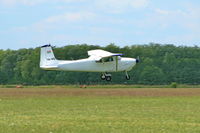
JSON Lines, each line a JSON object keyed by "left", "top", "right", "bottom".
{"left": 40, "top": 45, "right": 139, "bottom": 81}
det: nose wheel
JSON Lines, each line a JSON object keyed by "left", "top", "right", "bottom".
{"left": 125, "top": 71, "right": 130, "bottom": 80}
{"left": 101, "top": 73, "right": 112, "bottom": 81}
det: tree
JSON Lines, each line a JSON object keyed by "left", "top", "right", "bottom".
{"left": 139, "top": 66, "right": 166, "bottom": 85}
{"left": 0, "top": 44, "right": 199, "bottom": 85}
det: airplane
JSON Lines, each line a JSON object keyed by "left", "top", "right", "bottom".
{"left": 40, "top": 44, "right": 139, "bottom": 81}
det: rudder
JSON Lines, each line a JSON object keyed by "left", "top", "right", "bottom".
{"left": 40, "top": 44, "right": 58, "bottom": 69}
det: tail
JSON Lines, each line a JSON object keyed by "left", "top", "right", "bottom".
{"left": 40, "top": 44, "right": 59, "bottom": 70}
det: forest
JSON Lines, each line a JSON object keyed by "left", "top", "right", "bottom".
{"left": 0, "top": 43, "right": 200, "bottom": 85}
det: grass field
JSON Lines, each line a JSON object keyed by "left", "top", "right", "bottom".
{"left": 0, "top": 86, "right": 200, "bottom": 133}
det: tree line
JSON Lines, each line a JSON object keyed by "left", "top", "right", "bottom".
{"left": 0, "top": 43, "right": 200, "bottom": 85}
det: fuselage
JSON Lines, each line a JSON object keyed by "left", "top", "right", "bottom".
{"left": 44, "top": 57, "right": 136, "bottom": 72}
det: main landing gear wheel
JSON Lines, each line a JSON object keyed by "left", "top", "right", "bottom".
{"left": 101, "top": 73, "right": 112, "bottom": 81}
{"left": 105, "top": 76, "right": 112, "bottom": 81}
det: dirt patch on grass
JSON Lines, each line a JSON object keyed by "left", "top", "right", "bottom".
{"left": 1, "top": 87, "right": 200, "bottom": 98}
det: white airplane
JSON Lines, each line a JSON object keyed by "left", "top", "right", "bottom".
{"left": 40, "top": 44, "right": 139, "bottom": 81}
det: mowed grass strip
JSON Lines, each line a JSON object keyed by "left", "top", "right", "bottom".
{"left": 0, "top": 88, "right": 200, "bottom": 133}
{"left": 1, "top": 87, "right": 200, "bottom": 97}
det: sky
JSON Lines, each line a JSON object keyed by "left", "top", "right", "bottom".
{"left": 0, "top": 0, "right": 200, "bottom": 50}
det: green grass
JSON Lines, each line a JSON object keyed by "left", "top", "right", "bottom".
{"left": 1, "top": 95, "right": 200, "bottom": 133}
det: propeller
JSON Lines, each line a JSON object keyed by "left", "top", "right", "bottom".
{"left": 136, "top": 56, "right": 140, "bottom": 63}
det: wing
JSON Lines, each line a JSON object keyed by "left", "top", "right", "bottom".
{"left": 88, "top": 49, "right": 123, "bottom": 61}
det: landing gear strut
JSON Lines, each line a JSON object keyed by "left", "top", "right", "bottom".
{"left": 125, "top": 71, "right": 130, "bottom": 80}
{"left": 101, "top": 74, "right": 106, "bottom": 80}
{"left": 101, "top": 73, "right": 112, "bottom": 81}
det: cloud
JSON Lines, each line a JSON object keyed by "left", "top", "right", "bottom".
{"left": 0, "top": 0, "right": 86, "bottom": 6}
{"left": 45, "top": 12, "right": 96, "bottom": 24}
{"left": 155, "top": 9, "right": 170, "bottom": 15}
{"left": 134, "top": 4, "right": 200, "bottom": 33}
{"left": 132, "top": 3, "right": 200, "bottom": 46}
{"left": 39, "top": 11, "right": 96, "bottom": 31}
{"left": 0, "top": 0, "right": 44, "bottom": 6}
{"left": 95, "top": 0, "right": 149, "bottom": 13}
{"left": 130, "top": 0, "right": 149, "bottom": 9}
{"left": 11, "top": 11, "right": 96, "bottom": 33}
{"left": 154, "top": 7, "right": 200, "bottom": 32}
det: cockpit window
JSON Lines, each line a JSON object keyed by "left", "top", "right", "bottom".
{"left": 104, "top": 57, "right": 114, "bottom": 62}
{"left": 96, "top": 57, "right": 114, "bottom": 63}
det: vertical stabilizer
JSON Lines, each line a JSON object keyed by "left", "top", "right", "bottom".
{"left": 40, "top": 45, "right": 58, "bottom": 69}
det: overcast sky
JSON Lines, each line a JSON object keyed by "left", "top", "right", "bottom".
{"left": 0, "top": 0, "right": 200, "bottom": 49}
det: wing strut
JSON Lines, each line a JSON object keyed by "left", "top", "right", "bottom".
{"left": 115, "top": 56, "right": 118, "bottom": 72}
